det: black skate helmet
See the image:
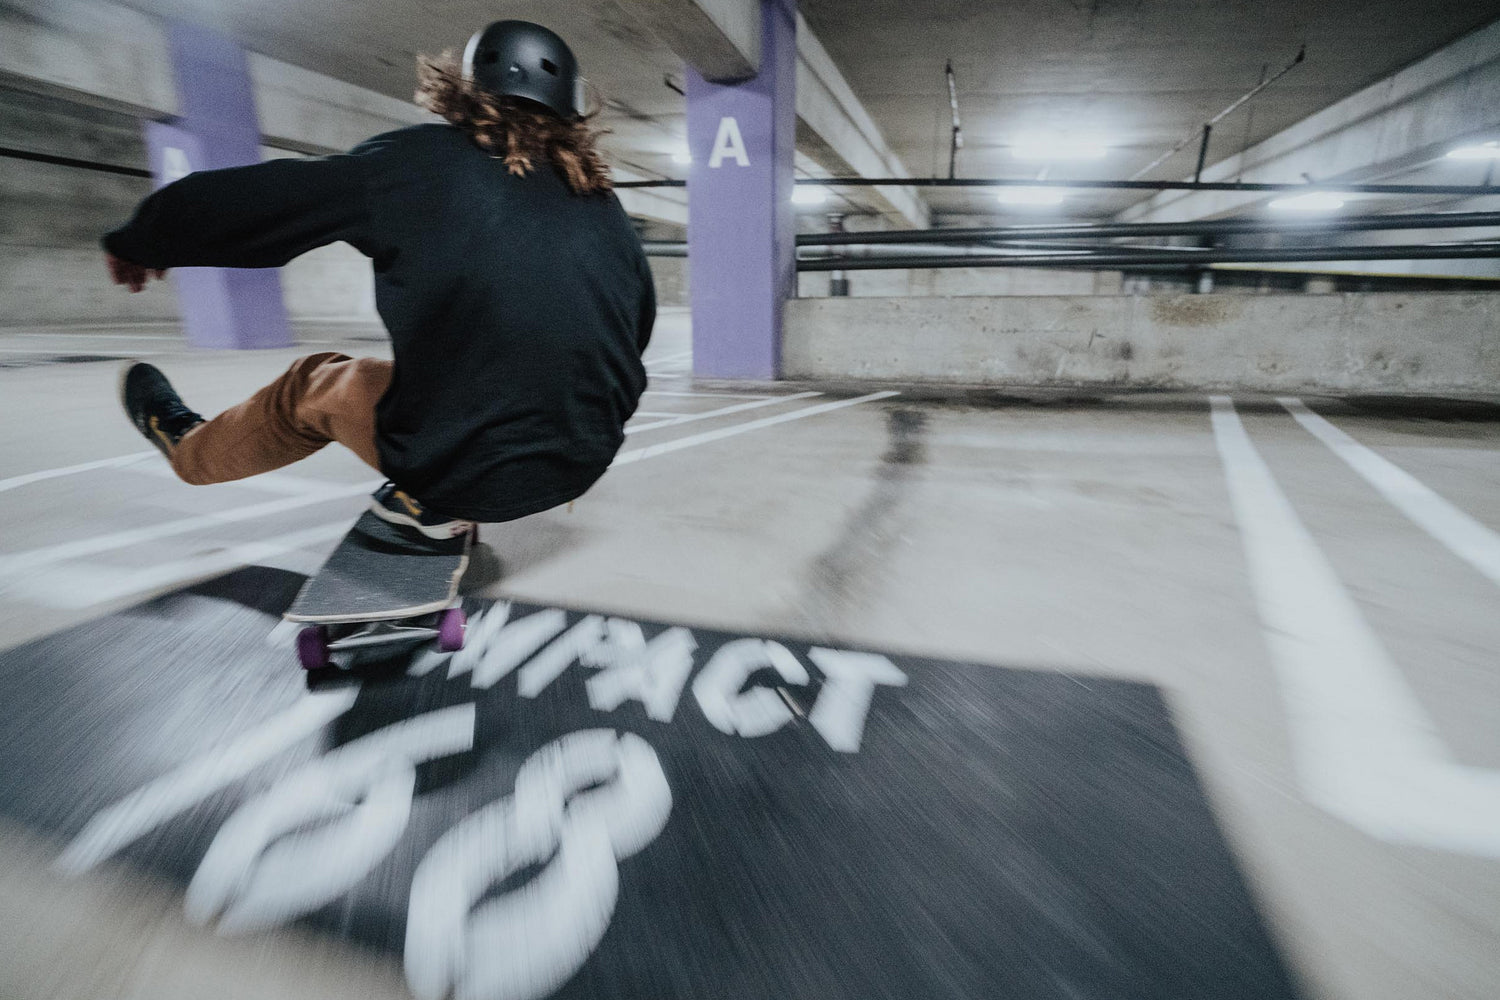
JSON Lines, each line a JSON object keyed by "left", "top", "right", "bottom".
{"left": 462, "top": 20, "right": 580, "bottom": 119}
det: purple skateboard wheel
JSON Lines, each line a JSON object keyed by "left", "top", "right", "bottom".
{"left": 297, "top": 626, "right": 330, "bottom": 670}
{"left": 437, "top": 608, "right": 467, "bottom": 652}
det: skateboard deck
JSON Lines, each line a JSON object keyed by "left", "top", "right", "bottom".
{"left": 284, "top": 511, "right": 472, "bottom": 624}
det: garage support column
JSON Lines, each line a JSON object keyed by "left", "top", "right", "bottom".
{"left": 684, "top": 0, "right": 796, "bottom": 380}
{"left": 144, "top": 21, "right": 292, "bottom": 350}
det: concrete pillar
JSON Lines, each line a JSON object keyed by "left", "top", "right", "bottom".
{"left": 685, "top": 0, "right": 797, "bottom": 379}
{"left": 148, "top": 21, "right": 292, "bottom": 350}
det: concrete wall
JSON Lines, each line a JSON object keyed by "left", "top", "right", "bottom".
{"left": 796, "top": 267, "right": 1123, "bottom": 298}
{"left": 0, "top": 90, "right": 381, "bottom": 327}
{"left": 0, "top": 87, "right": 177, "bottom": 324}
{"left": 783, "top": 292, "right": 1500, "bottom": 392}
{"left": 648, "top": 257, "right": 690, "bottom": 307}
{"left": 0, "top": 0, "right": 417, "bottom": 328}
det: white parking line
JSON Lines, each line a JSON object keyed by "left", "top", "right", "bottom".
{"left": 613, "top": 391, "right": 898, "bottom": 467}
{"left": 0, "top": 451, "right": 156, "bottom": 495}
{"left": 15, "top": 392, "right": 895, "bottom": 606}
{"left": 1280, "top": 397, "right": 1500, "bottom": 588}
{"left": 0, "top": 480, "right": 380, "bottom": 578}
{"left": 625, "top": 391, "right": 821, "bottom": 435}
{"left": 0, "top": 347, "right": 163, "bottom": 356}
{"left": 642, "top": 390, "right": 772, "bottom": 399}
{"left": 1210, "top": 395, "right": 1500, "bottom": 857}
{"left": 55, "top": 686, "right": 362, "bottom": 875}
{"left": 27, "top": 521, "right": 355, "bottom": 608}
{"left": 124, "top": 459, "right": 356, "bottom": 497}
{"left": 3, "top": 328, "right": 181, "bottom": 338}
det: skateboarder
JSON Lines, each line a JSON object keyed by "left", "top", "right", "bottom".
{"left": 108, "top": 21, "right": 655, "bottom": 539}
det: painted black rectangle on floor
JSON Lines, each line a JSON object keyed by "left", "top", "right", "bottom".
{"left": 0, "top": 567, "right": 1300, "bottom": 1000}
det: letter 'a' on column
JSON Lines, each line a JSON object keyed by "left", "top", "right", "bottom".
{"left": 148, "top": 21, "right": 293, "bottom": 350}
{"left": 684, "top": 0, "right": 797, "bottom": 380}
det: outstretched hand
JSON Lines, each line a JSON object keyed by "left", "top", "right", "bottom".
{"left": 106, "top": 252, "right": 168, "bottom": 293}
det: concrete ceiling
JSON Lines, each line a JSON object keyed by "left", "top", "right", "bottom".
{"left": 801, "top": 0, "right": 1500, "bottom": 219}
{"left": 109, "top": 0, "right": 1500, "bottom": 224}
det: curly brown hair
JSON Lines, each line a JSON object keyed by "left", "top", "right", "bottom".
{"left": 415, "top": 52, "right": 613, "bottom": 196}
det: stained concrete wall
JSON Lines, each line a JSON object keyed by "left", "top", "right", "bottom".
{"left": 0, "top": 87, "right": 175, "bottom": 324}
{"left": 0, "top": 96, "right": 380, "bottom": 325}
{"left": 783, "top": 293, "right": 1500, "bottom": 392}
{"left": 796, "top": 267, "right": 1123, "bottom": 298}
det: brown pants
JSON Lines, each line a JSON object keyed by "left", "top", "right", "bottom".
{"left": 171, "top": 352, "right": 392, "bottom": 485}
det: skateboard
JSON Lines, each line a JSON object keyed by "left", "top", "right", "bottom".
{"left": 283, "top": 511, "right": 475, "bottom": 670}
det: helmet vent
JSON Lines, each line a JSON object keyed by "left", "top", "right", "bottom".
{"left": 541, "top": 58, "right": 558, "bottom": 75}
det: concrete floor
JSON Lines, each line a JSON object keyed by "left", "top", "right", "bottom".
{"left": 0, "top": 309, "right": 1497, "bottom": 1000}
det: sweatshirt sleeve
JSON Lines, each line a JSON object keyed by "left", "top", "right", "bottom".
{"left": 101, "top": 143, "right": 385, "bottom": 270}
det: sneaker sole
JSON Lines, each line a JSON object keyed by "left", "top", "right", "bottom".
{"left": 368, "top": 501, "right": 475, "bottom": 540}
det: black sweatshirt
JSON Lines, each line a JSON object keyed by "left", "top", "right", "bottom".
{"left": 104, "top": 123, "right": 655, "bottom": 522}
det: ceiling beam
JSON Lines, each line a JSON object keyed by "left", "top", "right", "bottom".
{"left": 612, "top": 3, "right": 929, "bottom": 227}
{"left": 610, "top": 0, "right": 760, "bottom": 82}
{"left": 792, "top": 14, "right": 929, "bottom": 229}
{"left": 1120, "top": 19, "right": 1500, "bottom": 224}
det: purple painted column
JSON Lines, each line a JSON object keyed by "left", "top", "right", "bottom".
{"left": 685, "top": 0, "right": 797, "bottom": 379}
{"left": 146, "top": 22, "right": 292, "bottom": 350}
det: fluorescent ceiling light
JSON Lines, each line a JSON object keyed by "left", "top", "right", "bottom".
{"left": 1268, "top": 191, "right": 1347, "bottom": 212}
{"left": 792, "top": 185, "right": 829, "bottom": 206}
{"left": 1446, "top": 141, "right": 1500, "bottom": 160}
{"left": 996, "top": 186, "right": 1066, "bottom": 207}
{"left": 1011, "top": 134, "right": 1110, "bottom": 162}
{"left": 671, "top": 149, "right": 692, "bottom": 164}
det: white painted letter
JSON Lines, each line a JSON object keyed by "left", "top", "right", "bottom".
{"left": 708, "top": 116, "right": 750, "bottom": 168}
{"left": 587, "top": 626, "right": 698, "bottom": 722}
{"left": 468, "top": 606, "right": 569, "bottom": 689}
{"left": 692, "top": 639, "right": 809, "bottom": 738}
{"left": 405, "top": 730, "right": 671, "bottom": 1000}
{"left": 518, "top": 616, "right": 607, "bottom": 698}
{"left": 162, "top": 146, "right": 193, "bottom": 183}
{"left": 184, "top": 703, "right": 475, "bottom": 934}
{"left": 806, "top": 648, "right": 908, "bottom": 753}
{"left": 55, "top": 688, "right": 360, "bottom": 876}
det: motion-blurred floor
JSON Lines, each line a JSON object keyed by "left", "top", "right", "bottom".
{"left": 0, "top": 309, "right": 1497, "bottom": 1000}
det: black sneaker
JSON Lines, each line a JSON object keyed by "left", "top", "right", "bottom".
{"left": 119, "top": 361, "right": 204, "bottom": 458}
{"left": 370, "top": 482, "right": 475, "bottom": 540}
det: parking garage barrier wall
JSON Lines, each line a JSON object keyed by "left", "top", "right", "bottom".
{"left": 782, "top": 292, "right": 1500, "bottom": 393}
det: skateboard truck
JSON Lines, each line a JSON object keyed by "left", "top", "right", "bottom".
{"left": 295, "top": 604, "right": 467, "bottom": 670}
